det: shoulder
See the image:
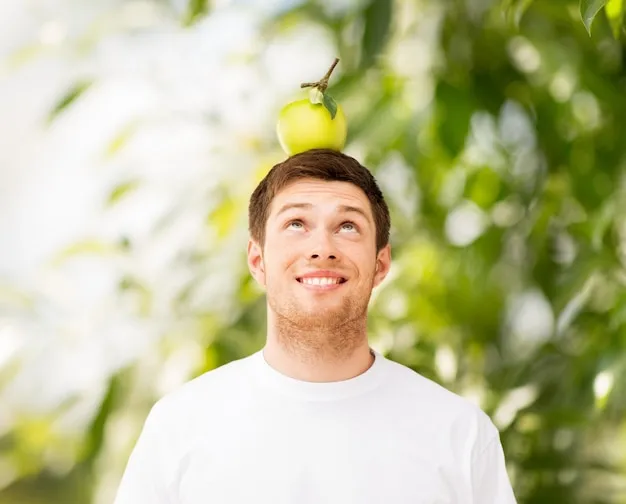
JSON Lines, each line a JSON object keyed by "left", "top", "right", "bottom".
{"left": 382, "top": 356, "right": 473, "bottom": 407}
{"left": 147, "top": 353, "right": 257, "bottom": 431}
{"left": 380, "top": 356, "right": 499, "bottom": 444}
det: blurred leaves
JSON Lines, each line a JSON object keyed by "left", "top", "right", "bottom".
{"left": 104, "top": 122, "right": 138, "bottom": 158}
{"left": 4, "top": 0, "right": 626, "bottom": 503}
{"left": 435, "top": 82, "right": 475, "bottom": 158}
{"left": 207, "top": 192, "right": 239, "bottom": 240}
{"left": 360, "top": 0, "right": 393, "bottom": 69}
{"left": 183, "top": 0, "right": 211, "bottom": 26}
{"left": 502, "top": 0, "right": 535, "bottom": 28}
{"left": 581, "top": 0, "right": 609, "bottom": 35}
{"left": 49, "top": 240, "right": 121, "bottom": 267}
{"left": 605, "top": 0, "right": 625, "bottom": 37}
{"left": 107, "top": 180, "right": 141, "bottom": 206}
{"left": 81, "top": 375, "right": 121, "bottom": 464}
{"left": 47, "top": 81, "right": 92, "bottom": 123}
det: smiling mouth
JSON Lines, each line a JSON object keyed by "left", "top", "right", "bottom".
{"left": 296, "top": 277, "right": 347, "bottom": 286}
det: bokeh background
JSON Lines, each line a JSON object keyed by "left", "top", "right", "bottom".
{"left": 1, "top": 0, "right": 626, "bottom": 502}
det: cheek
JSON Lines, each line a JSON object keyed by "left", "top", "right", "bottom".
{"left": 267, "top": 230, "right": 296, "bottom": 251}
{"left": 352, "top": 250, "right": 378, "bottom": 278}
{"left": 263, "top": 249, "right": 298, "bottom": 279}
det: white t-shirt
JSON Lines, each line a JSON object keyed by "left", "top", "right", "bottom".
{"left": 114, "top": 349, "right": 517, "bottom": 503}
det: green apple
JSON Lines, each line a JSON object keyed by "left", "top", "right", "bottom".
{"left": 276, "top": 97, "right": 347, "bottom": 156}
{"left": 275, "top": 57, "right": 347, "bottom": 156}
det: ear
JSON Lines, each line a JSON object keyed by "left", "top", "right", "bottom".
{"left": 247, "top": 239, "right": 266, "bottom": 287}
{"left": 373, "top": 243, "right": 391, "bottom": 288}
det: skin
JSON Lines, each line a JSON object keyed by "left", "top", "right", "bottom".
{"left": 247, "top": 178, "right": 392, "bottom": 382}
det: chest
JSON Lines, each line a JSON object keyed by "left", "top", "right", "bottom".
{"left": 172, "top": 406, "right": 469, "bottom": 504}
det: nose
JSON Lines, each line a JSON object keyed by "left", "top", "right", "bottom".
{"left": 309, "top": 229, "right": 339, "bottom": 261}
{"left": 311, "top": 252, "right": 337, "bottom": 260}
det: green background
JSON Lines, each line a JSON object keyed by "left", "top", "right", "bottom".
{"left": 1, "top": 0, "right": 625, "bottom": 502}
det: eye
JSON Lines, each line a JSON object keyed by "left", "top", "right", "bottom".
{"left": 287, "top": 220, "right": 304, "bottom": 229}
{"left": 339, "top": 221, "right": 358, "bottom": 233}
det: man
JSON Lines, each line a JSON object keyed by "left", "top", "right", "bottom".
{"left": 114, "top": 149, "right": 517, "bottom": 503}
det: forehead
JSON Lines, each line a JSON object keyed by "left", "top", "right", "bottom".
{"left": 269, "top": 179, "right": 373, "bottom": 217}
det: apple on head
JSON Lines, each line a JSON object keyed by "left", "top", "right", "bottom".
{"left": 275, "top": 58, "right": 347, "bottom": 156}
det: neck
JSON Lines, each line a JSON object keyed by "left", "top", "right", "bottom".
{"left": 263, "top": 309, "right": 373, "bottom": 382}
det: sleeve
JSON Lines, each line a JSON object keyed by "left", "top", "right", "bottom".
{"left": 113, "top": 401, "right": 173, "bottom": 504}
{"left": 471, "top": 434, "right": 518, "bottom": 503}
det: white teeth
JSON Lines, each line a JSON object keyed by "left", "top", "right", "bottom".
{"left": 301, "top": 277, "right": 341, "bottom": 286}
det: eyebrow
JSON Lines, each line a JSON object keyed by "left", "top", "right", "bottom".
{"left": 275, "top": 202, "right": 372, "bottom": 223}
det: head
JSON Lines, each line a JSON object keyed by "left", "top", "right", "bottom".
{"left": 247, "top": 149, "right": 392, "bottom": 338}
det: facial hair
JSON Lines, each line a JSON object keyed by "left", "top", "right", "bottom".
{"left": 266, "top": 269, "right": 375, "bottom": 361}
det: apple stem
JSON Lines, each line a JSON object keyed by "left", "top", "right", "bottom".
{"left": 300, "top": 57, "right": 339, "bottom": 93}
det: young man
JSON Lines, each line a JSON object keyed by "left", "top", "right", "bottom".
{"left": 114, "top": 149, "right": 517, "bottom": 503}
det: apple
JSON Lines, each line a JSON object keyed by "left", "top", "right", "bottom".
{"left": 275, "top": 58, "right": 347, "bottom": 156}
{"left": 276, "top": 98, "right": 347, "bottom": 156}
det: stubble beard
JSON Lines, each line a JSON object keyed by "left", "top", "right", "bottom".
{"left": 267, "top": 279, "right": 373, "bottom": 361}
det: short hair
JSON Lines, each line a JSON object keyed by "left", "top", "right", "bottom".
{"left": 248, "top": 149, "right": 390, "bottom": 251}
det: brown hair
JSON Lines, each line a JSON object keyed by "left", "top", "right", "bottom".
{"left": 248, "top": 149, "right": 390, "bottom": 251}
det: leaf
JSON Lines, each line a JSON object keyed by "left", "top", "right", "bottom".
{"left": 322, "top": 93, "right": 338, "bottom": 120}
{"left": 6, "top": 44, "right": 43, "bottom": 69}
{"left": 118, "top": 275, "right": 152, "bottom": 315}
{"left": 502, "top": 0, "right": 535, "bottom": 28}
{"left": 0, "top": 284, "right": 34, "bottom": 310}
{"left": 208, "top": 195, "right": 238, "bottom": 239}
{"left": 360, "top": 0, "right": 393, "bottom": 69}
{"left": 591, "top": 197, "right": 616, "bottom": 251}
{"left": 467, "top": 167, "right": 502, "bottom": 209}
{"left": 184, "top": 0, "right": 210, "bottom": 26}
{"left": 81, "top": 375, "right": 121, "bottom": 463}
{"left": 605, "top": 0, "right": 625, "bottom": 38}
{"left": 105, "top": 122, "right": 138, "bottom": 158}
{"left": 107, "top": 180, "right": 141, "bottom": 206}
{"left": 580, "top": 0, "right": 608, "bottom": 35}
{"left": 49, "top": 240, "right": 120, "bottom": 266}
{"left": 435, "top": 81, "right": 474, "bottom": 158}
{"left": 47, "top": 80, "right": 92, "bottom": 123}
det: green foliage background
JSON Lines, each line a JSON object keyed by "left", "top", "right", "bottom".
{"left": 1, "top": 0, "right": 625, "bottom": 503}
